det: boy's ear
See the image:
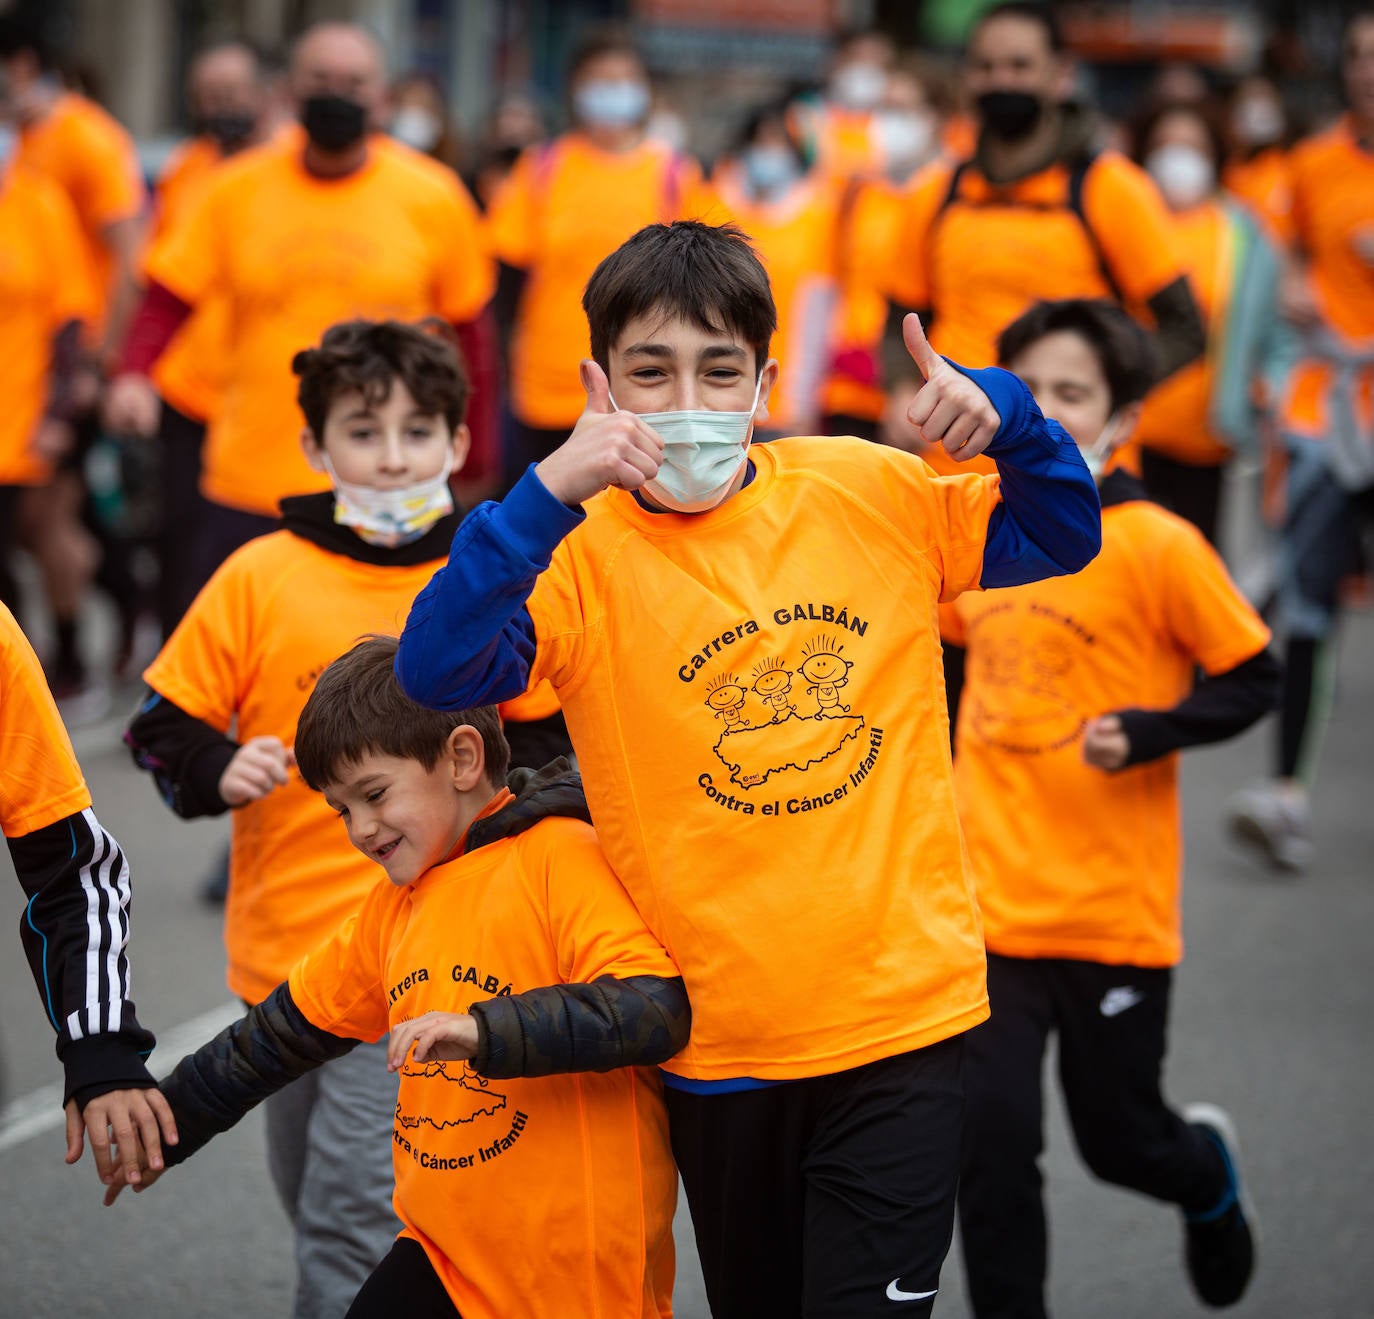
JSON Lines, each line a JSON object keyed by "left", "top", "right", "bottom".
{"left": 448, "top": 423, "right": 471, "bottom": 476}
{"left": 445, "top": 725, "right": 486, "bottom": 793}
{"left": 300, "top": 427, "right": 327, "bottom": 473}
{"left": 753, "top": 359, "right": 781, "bottom": 425}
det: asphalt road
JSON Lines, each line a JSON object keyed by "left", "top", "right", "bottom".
{"left": 2, "top": 610, "right": 1371, "bottom": 1319}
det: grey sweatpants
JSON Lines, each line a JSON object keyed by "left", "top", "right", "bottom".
{"left": 263, "top": 1037, "right": 401, "bottom": 1318}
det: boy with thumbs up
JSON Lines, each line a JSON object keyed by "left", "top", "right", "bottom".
{"left": 396, "top": 220, "right": 1101, "bottom": 1316}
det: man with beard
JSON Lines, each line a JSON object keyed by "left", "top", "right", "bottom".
{"left": 883, "top": 2, "right": 1205, "bottom": 477}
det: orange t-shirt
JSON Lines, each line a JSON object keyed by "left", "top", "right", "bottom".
{"left": 707, "top": 166, "right": 843, "bottom": 432}
{"left": 485, "top": 134, "right": 708, "bottom": 429}
{"left": 525, "top": 437, "right": 1004, "bottom": 1081}
{"left": 148, "top": 136, "right": 232, "bottom": 422}
{"left": 0, "top": 603, "right": 92, "bottom": 838}
{"left": 1224, "top": 147, "right": 1294, "bottom": 245}
{"left": 948, "top": 495, "right": 1270, "bottom": 967}
{"left": 1133, "top": 199, "right": 1234, "bottom": 467}
{"left": 1276, "top": 119, "right": 1374, "bottom": 440}
{"left": 0, "top": 166, "right": 99, "bottom": 486}
{"left": 288, "top": 811, "right": 679, "bottom": 1319}
{"left": 146, "top": 131, "right": 494, "bottom": 514}
{"left": 141, "top": 527, "right": 457, "bottom": 1002}
{"left": 14, "top": 93, "right": 144, "bottom": 330}
{"left": 887, "top": 152, "right": 1186, "bottom": 477}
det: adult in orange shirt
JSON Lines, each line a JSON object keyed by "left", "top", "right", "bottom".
{"left": 883, "top": 2, "right": 1205, "bottom": 476}
{"left": 150, "top": 39, "right": 272, "bottom": 636}
{"left": 707, "top": 104, "right": 844, "bottom": 437}
{"left": 485, "top": 30, "right": 705, "bottom": 490}
{"left": 0, "top": 135, "right": 97, "bottom": 628}
{"left": 111, "top": 637, "right": 689, "bottom": 1319}
{"left": 787, "top": 29, "right": 896, "bottom": 184}
{"left": 3, "top": 603, "right": 177, "bottom": 1190}
{"left": 1228, "top": 13, "right": 1374, "bottom": 873}
{"left": 1223, "top": 75, "right": 1294, "bottom": 244}
{"left": 106, "top": 22, "right": 494, "bottom": 598}
{"left": 948, "top": 299, "right": 1276, "bottom": 1316}
{"left": 1128, "top": 100, "right": 1284, "bottom": 544}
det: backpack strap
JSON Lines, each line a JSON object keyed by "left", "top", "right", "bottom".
{"left": 1065, "top": 150, "right": 1127, "bottom": 305}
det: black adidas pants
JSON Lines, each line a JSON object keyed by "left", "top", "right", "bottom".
{"left": 958, "top": 954, "right": 1228, "bottom": 1319}
{"left": 667, "top": 1035, "right": 965, "bottom": 1318}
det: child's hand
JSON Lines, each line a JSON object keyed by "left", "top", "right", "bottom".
{"left": 1082, "top": 714, "right": 1130, "bottom": 771}
{"left": 102, "top": 1159, "right": 166, "bottom": 1208}
{"left": 66, "top": 1088, "right": 178, "bottom": 1188}
{"left": 535, "top": 360, "right": 664, "bottom": 506}
{"left": 902, "top": 314, "right": 1002, "bottom": 462}
{"left": 219, "top": 736, "right": 294, "bottom": 807}
{"left": 103, "top": 373, "right": 161, "bottom": 438}
{"left": 387, "top": 1013, "right": 480, "bottom": 1071}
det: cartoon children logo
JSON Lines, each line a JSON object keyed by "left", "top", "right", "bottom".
{"left": 798, "top": 635, "right": 853, "bottom": 718}
{"left": 751, "top": 657, "right": 797, "bottom": 722}
{"left": 704, "top": 672, "right": 749, "bottom": 732}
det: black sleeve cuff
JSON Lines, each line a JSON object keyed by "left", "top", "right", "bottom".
{"left": 1115, "top": 707, "right": 1177, "bottom": 769}
{"left": 185, "top": 742, "right": 238, "bottom": 815}
{"left": 62, "top": 1035, "right": 157, "bottom": 1110}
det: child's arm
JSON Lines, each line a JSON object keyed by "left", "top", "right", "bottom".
{"left": 387, "top": 976, "right": 691, "bottom": 1079}
{"left": 126, "top": 691, "right": 291, "bottom": 816}
{"left": 396, "top": 363, "right": 661, "bottom": 712}
{"left": 900, "top": 314, "right": 1102, "bottom": 588}
{"left": 1084, "top": 648, "right": 1283, "bottom": 772}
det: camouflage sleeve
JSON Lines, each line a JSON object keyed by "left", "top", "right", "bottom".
{"left": 470, "top": 974, "right": 690, "bottom": 1080}
{"left": 159, "top": 982, "right": 360, "bottom": 1168}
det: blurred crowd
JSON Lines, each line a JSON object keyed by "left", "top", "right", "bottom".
{"left": 0, "top": 5, "right": 1370, "bottom": 865}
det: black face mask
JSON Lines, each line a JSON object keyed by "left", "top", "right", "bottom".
{"left": 976, "top": 90, "right": 1044, "bottom": 141}
{"left": 196, "top": 112, "right": 256, "bottom": 154}
{"left": 301, "top": 94, "right": 368, "bottom": 152}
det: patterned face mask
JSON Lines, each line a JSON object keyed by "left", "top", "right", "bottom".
{"left": 324, "top": 451, "right": 454, "bottom": 546}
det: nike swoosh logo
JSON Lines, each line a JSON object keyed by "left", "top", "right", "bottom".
{"left": 886, "top": 1279, "right": 938, "bottom": 1302}
{"left": 1100, "top": 987, "right": 1145, "bottom": 1017}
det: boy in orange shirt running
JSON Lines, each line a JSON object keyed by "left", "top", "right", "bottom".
{"left": 106, "top": 636, "right": 690, "bottom": 1319}
{"left": 945, "top": 299, "right": 1279, "bottom": 1316}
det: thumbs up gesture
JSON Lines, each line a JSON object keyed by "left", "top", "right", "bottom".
{"left": 534, "top": 361, "right": 666, "bottom": 506}
{"left": 902, "top": 314, "right": 1002, "bottom": 462}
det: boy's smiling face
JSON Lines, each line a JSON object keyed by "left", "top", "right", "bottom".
{"left": 609, "top": 312, "right": 778, "bottom": 422}
{"left": 301, "top": 378, "right": 469, "bottom": 491}
{"left": 321, "top": 732, "right": 488, "bottom": 886}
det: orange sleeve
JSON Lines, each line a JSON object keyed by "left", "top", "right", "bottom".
{"left": 67, "top": 108, "right": 145, "bottom": 231}
{"left": 431, "top": 174, "right": 496, "bottom": 323}
{"left": 498, "top": 678, "right": 561, "bottom": 724}
{"left": 287, "top": 883, "right": 396, "bottom": 1041}
{"left": 525, "top": 540, "right": 593, "bottom": 693}
{"left": 1081, "top": 155, "right": 1187, "bottom": 305}
{"left": 0, "top": 605, "right": 92, "bottom": 838}
{"left": 938, "top": 600, "right": 967, "bottom": 647}
{"left": 884, "top": 161, "right": 954, "bottom": 310}
{"left": 143, "top": 176, "right": 224, "bottom": 307}
{"left": 1158, "top": 521, "right": 1272, "bottom": 676}
{"left": 535, "top": 820, "right": 681, "bottom": 985}
{"left": 36, "top": 181, "right": 100, "bottom": 328}
{"left": 484, "top": 148, "right": 539, "bottom": 269}
{"left": 141, "top": 554, "right": 254, "bottom": 731}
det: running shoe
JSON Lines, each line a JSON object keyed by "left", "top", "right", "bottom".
{"left": 1226, "top": 783, "right": 1313, "bottom": 873}
{"left": 1183, "top": 1103, "right": 1256, "bottom": 1308}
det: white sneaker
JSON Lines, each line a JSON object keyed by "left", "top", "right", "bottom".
{"left": 1226, "top": 783, "right": 1313, "bottom": 873}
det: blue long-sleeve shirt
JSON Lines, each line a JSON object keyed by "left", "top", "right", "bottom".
{"left": 397, "top": 364, "right": 1101, "bottom": 711}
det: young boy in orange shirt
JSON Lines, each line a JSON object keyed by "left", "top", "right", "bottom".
{"left": 124, "top": 321, "right": 480, "bottom": 1316}
{"left": 395, "top": 219, "right": 1102, "bottom": 1315}
{"left": 945, "top": 299, "right": 1280, "bottom": 1316}
{"left": 107, "top": 636, "right": 689, "bottom": 1318}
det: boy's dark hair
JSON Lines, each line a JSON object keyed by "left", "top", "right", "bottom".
{"left": 583, "top": 221, "right": 778, "bottom": 377}
{"left": 568, "top": 26, "right": 646, "bottom": 83}
{"left": 996, "top": 299, "right": 1158, "bottom": 411}
{"left": 291, "top": 319, "right": 469, "bottom": 439}
{"left": 969, "top": 2, "right": 1065, "bottom": 55}
{"left": 295, "top": 636, "right": 509, "bottom": 792}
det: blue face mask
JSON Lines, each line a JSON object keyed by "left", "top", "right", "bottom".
{"left": 743, "top": 144, "right": 800, "bottom": 196}
{"left": 574, "top": 80, "right": 650, "bottom": 128}
{"left": 615, "top": 376, "right": 765, "bottom": 513}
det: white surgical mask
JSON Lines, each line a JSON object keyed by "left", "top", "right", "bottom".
{"left": 830, "top": 63, "right": 887, "bottom": 111}
{"left": 390, "top": 106, "right": 442, "bottom": 154}
{"left": 613, "top": 376, "right": 764, "bottom": 513}
{"left": 874, "top": 108, "right": 936, "bottom": 176}
{"left": 1081, "top": 410, "right": 1123, "bottom": 481}
{"left": 574, "top": 80, "right": 650, "bottom": 128}
{"left": 323, "top": 451, "right": 454, "bottom": 546}
{"left": 1146, "top": 143, "right": 1216, "bottom": 210}
{"left": 1232, "top": 97, "right": 1284, "bottom": 148}
{"left": 743, "top": 143, "right": 801, "bottom": 196}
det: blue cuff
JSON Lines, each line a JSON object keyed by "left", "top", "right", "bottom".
{"left": 492, "top": 464, "right": 584, "bottom": 565}
{"left": 945, "top": 361, "right": 1057, "bottom": 464}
